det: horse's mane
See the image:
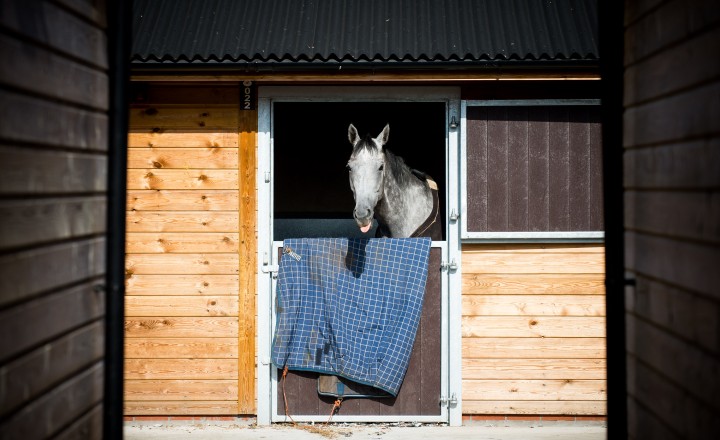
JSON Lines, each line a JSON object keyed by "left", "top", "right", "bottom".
{"left": 353, "top": 135, "right": 417, "bottom": 187}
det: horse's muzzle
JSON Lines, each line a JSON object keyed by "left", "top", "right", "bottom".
{"left": 353, "top": 207, "right": 373, "bottom": 232}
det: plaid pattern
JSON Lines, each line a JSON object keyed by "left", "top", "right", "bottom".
{"left": 271, "top": 237, "right": 431, "bottom": 396}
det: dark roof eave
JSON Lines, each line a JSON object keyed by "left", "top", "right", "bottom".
{"left": 130, "top": 59, "right": 600, "bottom": 76}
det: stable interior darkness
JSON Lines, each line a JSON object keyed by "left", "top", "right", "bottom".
{"left": 273, "top": 102, "right": 446, "bottom": 240}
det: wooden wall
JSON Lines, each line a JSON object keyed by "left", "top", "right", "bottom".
{"left": 465, "top": 105, "right": 603, "bottom": 233}
{"left": 0, "top": 0, "right": 108, "bottom": 438}
{"left": 624, "top": 0, "right": 720, "bottom": 437}
{"left": 461, "top": 244, "right": 606, "bottom": 415}
{"left": 125, "top": 84, "right": 257, "bottom": 415}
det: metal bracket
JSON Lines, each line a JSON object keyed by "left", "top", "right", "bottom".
{"left": 449, "top": 209, "right": 459, "bottom": 222}
{"left": 440, "top": 259, "right": 458, "bottom": 272}
{"left": 261, "top": 252, "right": 279, "bottom": 276}
{"left": 439, "top": 393, "right": 458, "bottom": 407}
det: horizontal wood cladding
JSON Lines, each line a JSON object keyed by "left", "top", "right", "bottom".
{"left": 125, "top": 338, "right": 239, "bottom": 359}
{"left": 125, "top": 86, "right": 257, "bottom": 415}
{"left": 127, "top": 211, "right": 240, "bottom": 232}
{"left": 0, "top": 197, "right": 106, "bottom": 251}
{"left": 624, "top": 4, "right": 720, "bottom": 438}
{"left": 123, "top": 401, "right": 238, "bottom": 416}
{"left": 0, "top": 0, "right": 109, "bottom": 437}
{"left": 128, "top": 190, "right": 239, "bottom": 211}
{"left": 465, "top": 105, "right": 602, "bottom": 234}
{"left": 461, "top": 243, "right": 606, "bottom": 415}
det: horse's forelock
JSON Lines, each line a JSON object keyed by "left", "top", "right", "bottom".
{"left": 352, "top": 134, "right": 380, "bottom": 155}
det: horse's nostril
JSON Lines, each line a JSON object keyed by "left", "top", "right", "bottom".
{"left": 354, "top": 208, "right": 371, "bottom": 219}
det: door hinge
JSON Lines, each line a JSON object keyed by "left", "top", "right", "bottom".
{"left": 449, "top": 209, "right": 459, "bottom": 222}
{"left": 440, "top": 259, "right": 458, "bottom": 272}
{"left": 261, "top": 252, "right": 279, "bottom": 277}
{"left": 439, "top": 393, "right": 458, "bottom": 407}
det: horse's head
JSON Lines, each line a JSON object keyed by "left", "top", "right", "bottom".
{"left": 346, "top": 123, "right": 390, "bottom": 233}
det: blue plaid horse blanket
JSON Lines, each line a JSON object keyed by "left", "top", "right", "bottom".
{"left": 271, "top": 237, "right": 432, "bottom": 396}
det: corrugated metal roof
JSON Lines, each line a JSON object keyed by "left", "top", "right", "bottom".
{"left": 132, "top": 0, "right": 598, "bottom": 66}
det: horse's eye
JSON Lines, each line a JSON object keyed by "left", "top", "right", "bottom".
{"left": 378, "top": 165, "right": 384, "bottom": 171}
{"left": 346, "top": 164, "right": 352, "bottom": 172}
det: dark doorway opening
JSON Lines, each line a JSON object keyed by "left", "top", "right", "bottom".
{"left": 273, "top": 102, "right": 446, "bottom": 240}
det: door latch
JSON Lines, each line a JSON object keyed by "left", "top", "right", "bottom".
{"left": 439, "top": 393, "right": 458, "bottom": 407}
{"left": 260, "top": 252, "right": 278, "bottom": 276}
{"left": 440, "top": 259, "right": 458, "bottom": 272}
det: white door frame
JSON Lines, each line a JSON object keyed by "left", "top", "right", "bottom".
{"left": 256, "top": 87, "right": 462, "bottom": 425}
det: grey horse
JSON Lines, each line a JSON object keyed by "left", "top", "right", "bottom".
{"left": 346, "top": 124, "right": 441, "bottom": 240}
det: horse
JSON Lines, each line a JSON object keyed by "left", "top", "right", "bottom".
{"left": 346, "top": 123, "right": 441, "bottom": 240}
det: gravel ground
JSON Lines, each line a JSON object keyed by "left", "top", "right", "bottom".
{"left": 125, "top": 422, "right": 607, "bottom": 440}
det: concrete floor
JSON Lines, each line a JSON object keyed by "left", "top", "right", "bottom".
{"left": 125, "top": 423, "right": 607, "bottom": 439}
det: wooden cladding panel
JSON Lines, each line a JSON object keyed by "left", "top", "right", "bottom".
{"left": 0, "top": 1, "right": 108, "bottom": 436}
{"left": 465, "top": 105, "right": 603, "bottom": 233}
{"left": 125, "top": 92, "right": 257, "bottom": 416}
{"left": 461, "top": 244, "right": 606, "bottom": 415}
{"left": 128, "top": 147, "right": 239, "bottom": 169}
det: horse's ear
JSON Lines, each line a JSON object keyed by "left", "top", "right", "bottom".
{"left": 376, "top": 124, "right": 390, "bottom": 147}
{"left": 348, "top": 124, "right": 360, "bottom": 145}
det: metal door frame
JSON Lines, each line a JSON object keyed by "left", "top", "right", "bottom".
{"left": 256, "top": 86, "right": 462, "bottom": 425}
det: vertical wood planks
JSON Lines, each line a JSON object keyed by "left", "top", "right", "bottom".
{"left": 237, "top": 109, "right": 257, "bottom": 414}
{"left": 465, "top": 105, "right": 603, "bottom": 234}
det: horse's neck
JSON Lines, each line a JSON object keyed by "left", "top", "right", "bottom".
{"left": 375, "top": 166, "right": 432, "bottom": 238}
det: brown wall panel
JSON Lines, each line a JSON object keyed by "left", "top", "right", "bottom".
{"left": 465, "top": 105, "right": 603, "bottom": 234}
{"left": 0, "top": 2, "right": 108, "bottom": 436}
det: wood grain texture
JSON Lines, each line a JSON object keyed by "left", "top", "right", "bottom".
{"left": 124, "top": 95, "right": 249, "bottom": 416}
{"left": 462, "top": 358, "right": 606, "bottom": 380}
{"left": 0, "top": 322, "right": 104, "bottom": 415}
{"left": 123, "top": 401, "right": 238, "bottom": 415}
{"left": 0, "top": 34, "right": 107, "bottom": 110}
{"left": 0, "top": 0, "right": 107, "bottom": 68}
{"left": 462, "top": 400, "right": 606, "bottom": 415}
{"left": 462, "top": 274, "right": 605, "bottom": 295}
{"left": 124, "top": 380, "right": 238, "bottom": 401}
{"left": 0, "top": 91, "right": 107, "bottom": 150}
{"left": 124, "top": 317, "right": 238, "bottom": 338}
{"left": 237, "top": 109, "right": 258, "bottom": 414}
{"left": 0, "top": 0, "right": 108, "bottom": 433}
{"left": 0, "top": 198, "right": 105, "bottom": 251}
{"left": 126, "top": 274, "right": 239, "bottom": 296}
{"left": 127, "top": 211, "right": 239, "bottom": 232}
{"left": 0, "top": 238, "right": 105, "bottom": 308}
{"left": 125, "top": 338, "right": 238, "bottom": 359}
{"left": 0, "top": 281, "right": 104, "bottom": 363}
{"left": 126, "top": 233, "right": 240, "bottom": 253}
{"left": 128, "top": 131, "right": 238, "bottom": 149}
{"left": 125, "top": 254, "right": 239, "bottom": 275}
{"left": 125, "top": 359, "right": 238, "bottom": 380}
{"left": 461, "top": 243, "right": 606, "bottom": 415}
{"left": 462, "top": 337, "right": 606, "bottom": 359}
{"left": 463, "top": 379, "right": 606, "bottom": 401}
{"left": 462, "top": 294, "right": 605, "bottom": 316}
{"left": 125, "top": 296, "right": 238, "bottom": 317}
{"left": 462, "top": 252, "right": 604, "bottom": 274}
{"left": 128, "top": 190, "right": 239, "bottom": 211}
{"left": 464, "top": 105, "right": 602, "bottom": 233}
{"left": 0, "top": 362, "right": 103, "bottom": 440}
{"left": 127, "top": 169, "right": 239, "bottom": 190}
{"left": 128, "top": 147, "right": 238, "bottom": 169}
{"left": 129, "top": 107, "right": 239, "bottom": 130}
{"left": 461, "top": 316, "right": 606, "bottom": 338}
{"left": 0, "top": 146, "right": 107, "bottom": 194}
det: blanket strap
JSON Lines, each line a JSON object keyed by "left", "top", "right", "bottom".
{"left": 327, "top": 398, "right": 343, "bottom": 424}
{"left": 281, "top": 365, "right": 297, "bottom": 425}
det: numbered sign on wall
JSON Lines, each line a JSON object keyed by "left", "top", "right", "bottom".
{"left": 242, "top": 81, "right": 256, "bottom": 110}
